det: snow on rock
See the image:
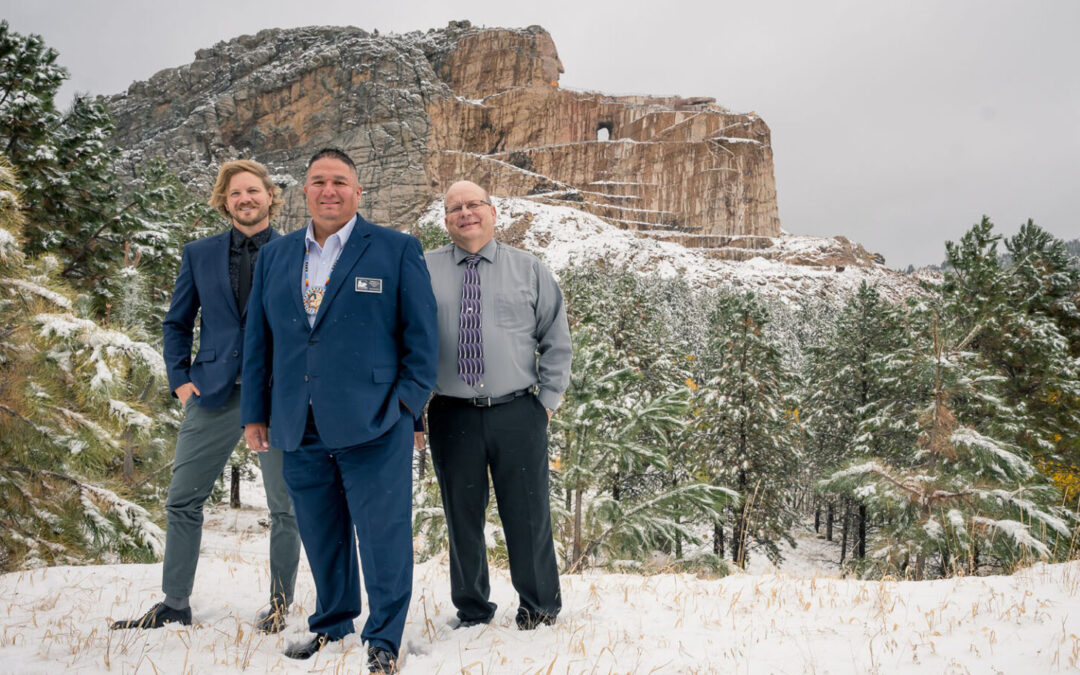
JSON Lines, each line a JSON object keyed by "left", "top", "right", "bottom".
{"left": 418, "top": 197, "right": 923, "bottom": 303}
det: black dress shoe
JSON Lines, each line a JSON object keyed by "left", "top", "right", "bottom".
{"left": 366, "top": 645, "right": 398, "bottom": 674}
{"left": 283, "top": 633, "right": 340, "bottom": 660}
{"left": 515, "top": 608, "right": 556, "bottom": 630}
{"left": 110, "top": 602, "right": 192, "bottom": 630}
{"left": 255, "top": 605, "right": 287, "bottom": 634}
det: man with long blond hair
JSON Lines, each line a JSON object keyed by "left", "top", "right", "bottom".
{"left": 111, "top": 159, "right": 300, "bottom": 634}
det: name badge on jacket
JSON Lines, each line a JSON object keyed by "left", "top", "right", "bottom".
{"left": 355, "top": 277, "right": 383, "bottom": 293}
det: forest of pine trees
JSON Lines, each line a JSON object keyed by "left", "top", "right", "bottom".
{"left": 3, "top": 21, "right": 1078, "bottom": 579}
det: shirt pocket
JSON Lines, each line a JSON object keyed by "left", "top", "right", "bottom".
{"left": 494, "top": 291, "right": 533, "bottom": 331}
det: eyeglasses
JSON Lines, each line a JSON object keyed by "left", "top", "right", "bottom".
{"left": 446, "top": 200, "right": 491, "bottom": 217}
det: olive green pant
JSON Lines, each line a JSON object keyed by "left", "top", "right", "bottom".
{"left": 162, "top": 386, "right": 300, "bottom": 609}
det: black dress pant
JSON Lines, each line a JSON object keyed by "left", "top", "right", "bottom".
{"left": 429, "top": 393, "right": 561, "bottom": 623}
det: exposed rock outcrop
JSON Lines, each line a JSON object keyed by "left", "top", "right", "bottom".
{"left": 108, "top": 21, "right": 782, "bottom": 250}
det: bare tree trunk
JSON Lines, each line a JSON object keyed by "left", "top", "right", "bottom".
{"left": 572, "top": 486, "right": 583, "bottom": 568}
{"left": 415, "top": 444, "right": 427, "bottom": 479}
{"left": 857, "top": 502, "right": 867, "bottom": 559}
{"left": 840, "top": 499, "right": 850, "bottom": 565}
{"left": 230, "top": 465, "right": 241, "bottom": 508}
{"left": 714, "top": 522, "right": 724, "bottom": 556}
{"left": 122, "top": 429, "right": 135, "bottom": 485}
{"left": 826, "top": 501, "right": 834, "bottom": 541}
{"left": 730, "top": 510, "right": 743, "bottom": 568}
{"left": 814, "top": 499, "right": 822, "bottom": 533}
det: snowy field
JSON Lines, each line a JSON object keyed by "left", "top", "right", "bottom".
{"left": 2, "top": 478, "right": 1079, "bottom": 674}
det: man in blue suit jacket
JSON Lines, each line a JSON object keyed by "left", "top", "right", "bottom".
{"left": 112, "top": 160, "right": 300, "bottom": 634}
{"left": 243, "top": 148, "right": 437, "bottom": 673}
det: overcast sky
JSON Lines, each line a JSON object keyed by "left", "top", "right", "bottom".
{"left": 2, "top": 0, "right": 1076, "bottom": 267}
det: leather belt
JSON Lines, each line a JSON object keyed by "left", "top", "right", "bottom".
{"left": 437, "top": 389, "right": 531, "bottom": 408}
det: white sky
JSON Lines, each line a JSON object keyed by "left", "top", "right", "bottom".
{"left": 2, "top": 0, "right": 1077, "bottom": 268}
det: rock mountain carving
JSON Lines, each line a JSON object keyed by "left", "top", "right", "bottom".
{"left": 109, "top": 21, "right": 858, "bottom": 264}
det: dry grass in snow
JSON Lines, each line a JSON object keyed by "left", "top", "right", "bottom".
{"left": 3, "top": 483, "right": 1079, "bottom": 674}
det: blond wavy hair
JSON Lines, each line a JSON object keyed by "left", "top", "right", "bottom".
{"left": 208, "top": 159, "right": 284, "bottom": 221}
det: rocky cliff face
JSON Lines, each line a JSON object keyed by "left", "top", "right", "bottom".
{"left": 108, "top": 21, "right": 784, "bottom": 251}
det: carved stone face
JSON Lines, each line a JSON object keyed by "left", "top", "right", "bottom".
{"left": 304, "top": 157, "right": 363, "bottom": 230}
{"left": 444, "top": 181, "right": 496, "bottom": 254}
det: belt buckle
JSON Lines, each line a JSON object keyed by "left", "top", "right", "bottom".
{"left": 472, "top": 396, "right": 493, "bottom": 407}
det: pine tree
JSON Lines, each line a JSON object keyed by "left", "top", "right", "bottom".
{"left": 943, "top": 217, "right": 1080, "bottom": 501}
{"left": 694, "top": 292, "right": 800, "bottom": 567}
{"left": 551, "top": 265, "right": 734, "bottom": 572}
{"left": 803, "top": 282, "right": 913, "bottom": 565}
{"left": 820, "top": 300, "right": 1072, "bottom": 578}
{"left": 0, "top": 155, "right": 173, "bottom": 570}
{"left": 0, "top": 22, "right": 210, "bottom": 324}
{"left": 0, "top": 20, "right": 65, "bottom": 205}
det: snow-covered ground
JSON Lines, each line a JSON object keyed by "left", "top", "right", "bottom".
{"left": 3, "top": 477, "right": 1078, "bottom": 674}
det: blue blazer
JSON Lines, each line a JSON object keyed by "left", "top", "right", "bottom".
{"left": 241, "top": 216, "right": 438, "bottom": 451}
{"left": 162, "top": 229, "right": 280, "bottom": 410}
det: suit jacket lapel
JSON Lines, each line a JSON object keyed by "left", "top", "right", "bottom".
{"left": 312, "top": 216, "right": 371, "bottom": 332}
{"left": 285, "top": 233, "right": 307, "bottom": 322}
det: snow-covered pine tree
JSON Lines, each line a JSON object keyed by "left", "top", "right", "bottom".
{"left": 0, "top": 156, "right": 174, "bottom": 571}
{"left": 803, "top": 282, "right": 913, "bottom": 565}
{"left": 109, "top": 158, "right": 216, "bottom": 337}
{"left": 820, "top": 297, "right": 1072, "bottom": 579}
{"left": 943, "top": 217, "right": 1080, "bottom": 503}
{"left": 0, "top": 20, "right": 66, "bottom": 237}
{"left": 551, "top": 265, "right": 734, "bottom": 572}
{"left": 693, "top": 291, "right": 799, "bottom": 567}
{"left": 1, "top": 23, "right": 210, "bottom": 329}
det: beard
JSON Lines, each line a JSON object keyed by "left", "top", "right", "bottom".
{"left": 230, "top": 204, "right": 270, "bottom": 228}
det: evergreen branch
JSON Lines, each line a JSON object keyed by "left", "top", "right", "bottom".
{"left": 567, "top": 483, "right": 735, "bottom": 573}
{"left": 0, "top": 403, "right": 35, "bottom": 427}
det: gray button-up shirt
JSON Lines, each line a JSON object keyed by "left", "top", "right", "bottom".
{"left": 425, "top": 239, "right": 571, "bottom": 410}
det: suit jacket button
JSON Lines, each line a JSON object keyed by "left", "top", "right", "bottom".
{"left": 304, "top": 375, "right": 309, "bottom": 382}
{"left": 232, "top": 350, "right": 239, "bottom": 357}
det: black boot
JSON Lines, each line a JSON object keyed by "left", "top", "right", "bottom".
{"left": 283, "top": 633, "right": 340, "bottom": 659}
{"left": 110, "top": 602, "right": 192, "bottom": 630}
{"left": 254, "top": 603, "right": 288, "bottom": 634}
{"left": 366, "top": 645, "right": 398, "bottom": 673}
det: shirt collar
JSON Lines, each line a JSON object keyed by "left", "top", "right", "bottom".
{"left": 304, "top": 214, "right": 358, "bottom": 252}
{"left": 453, "top": 238, "right": 497, "bottom": 265}
{"left": 230, "top": 226, "right": 273, "bottom": 249}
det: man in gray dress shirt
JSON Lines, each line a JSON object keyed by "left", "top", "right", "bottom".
{"left": 420, "top": 180, "right": 571, "bottom": 630}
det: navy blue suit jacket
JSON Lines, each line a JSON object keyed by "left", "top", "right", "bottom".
{"left": 162, "top": 229, "right": 280, "bottom": 410}
{"left": 241, "top": 216, "right": 438, "bottom": 451}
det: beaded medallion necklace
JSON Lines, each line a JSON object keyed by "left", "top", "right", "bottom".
{"left": 303, "top": 245, "right": 338, "bottom": 315}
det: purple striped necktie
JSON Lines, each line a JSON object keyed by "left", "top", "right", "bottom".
{"left": 458, "top": 254, "right": 484, "bottom": 386}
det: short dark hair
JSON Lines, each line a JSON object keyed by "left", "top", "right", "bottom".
{"left": 306, "top": 148, "right": 357, "bottom": 176}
